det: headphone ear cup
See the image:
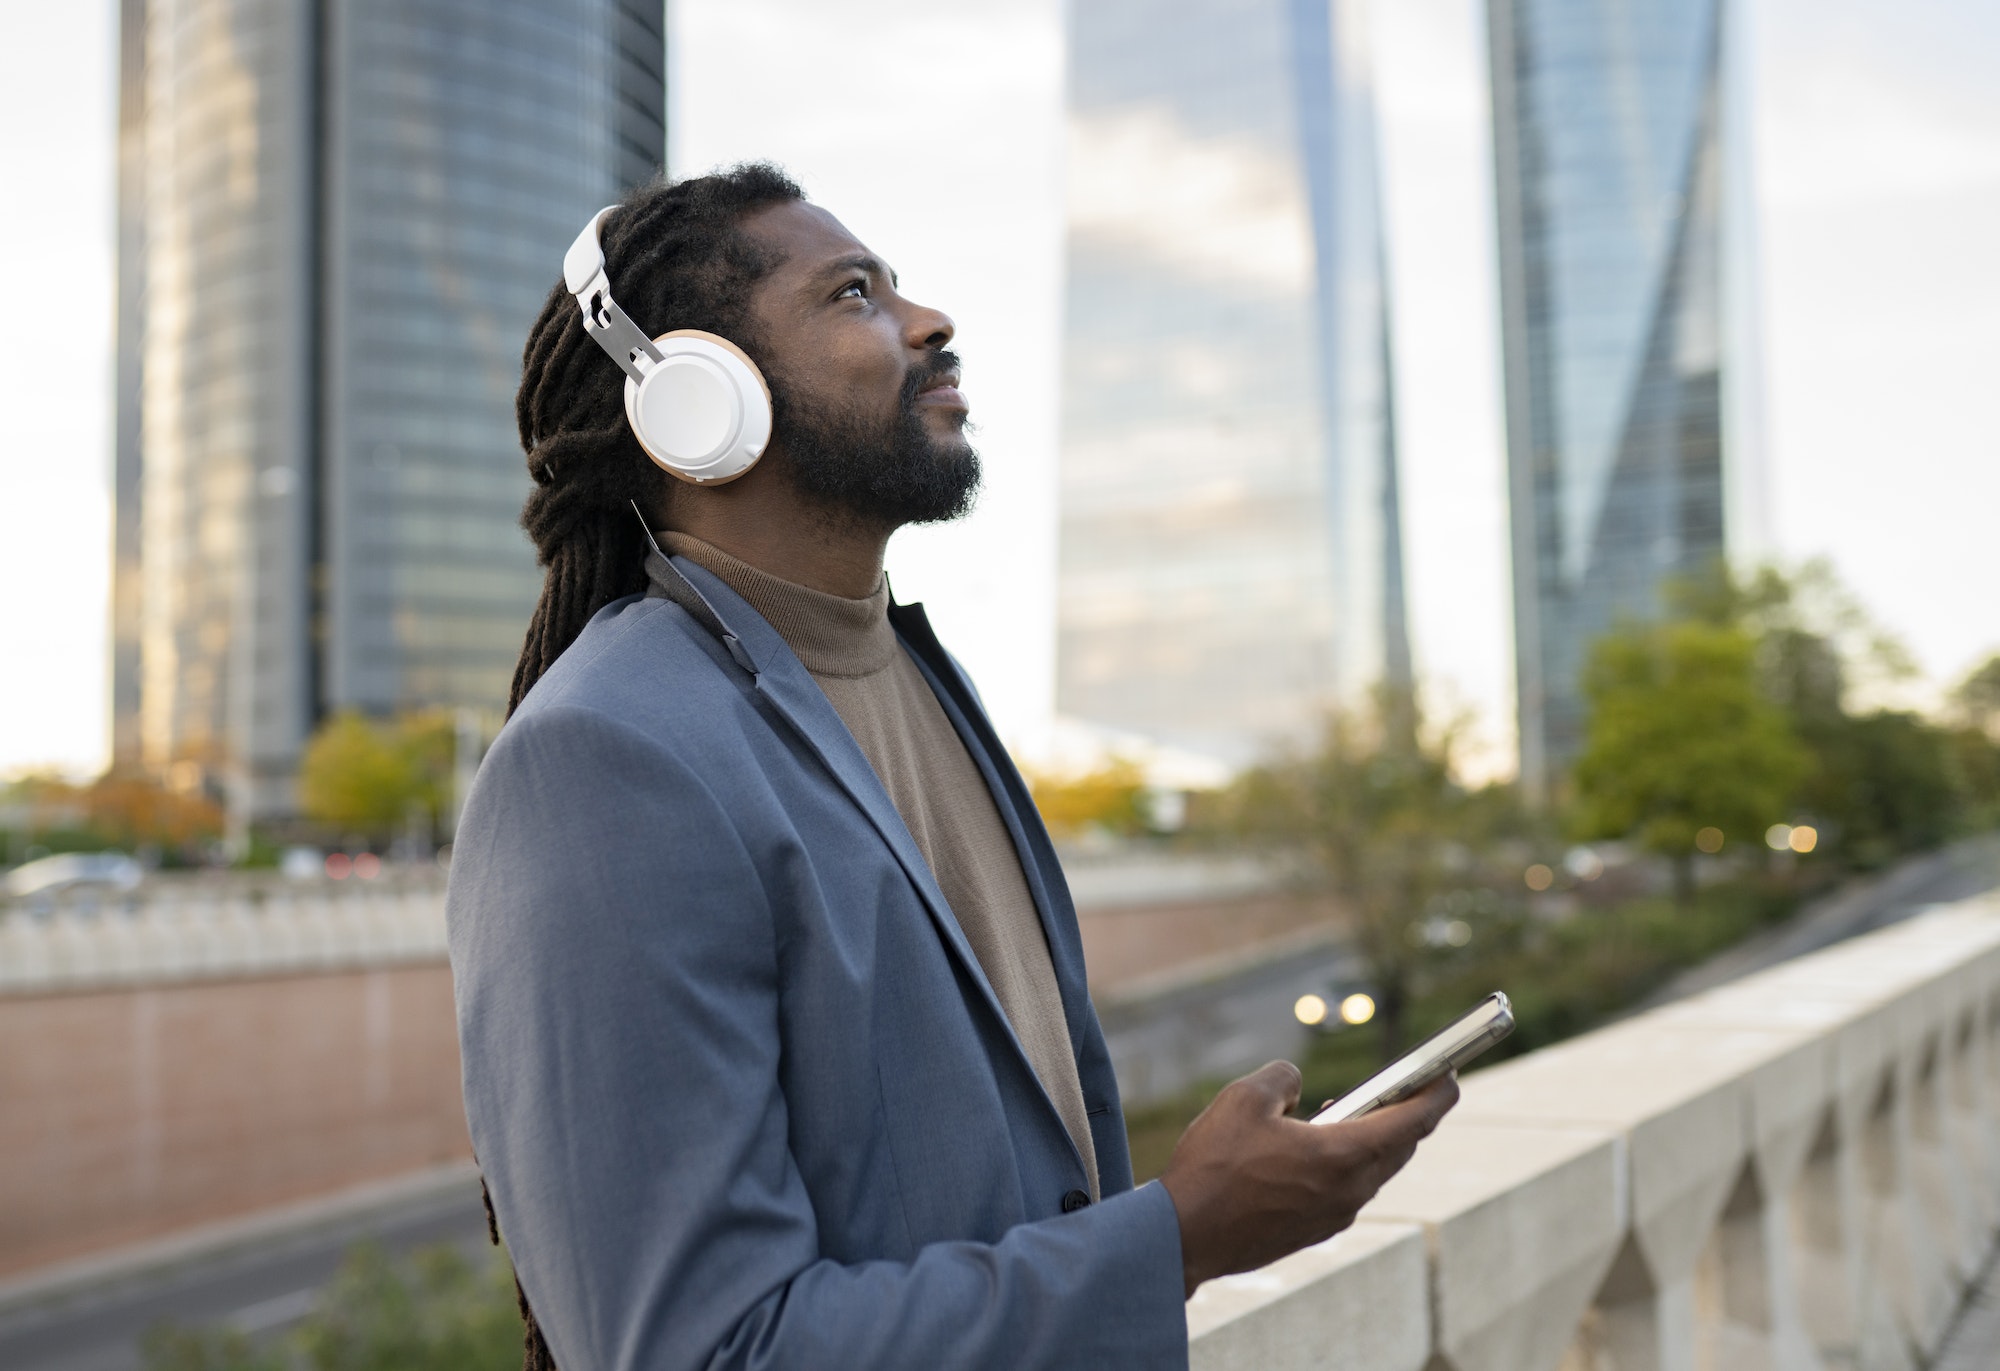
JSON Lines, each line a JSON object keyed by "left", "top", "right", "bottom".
{"left": 623, "top": 330, "right": 773, "bottom": 485}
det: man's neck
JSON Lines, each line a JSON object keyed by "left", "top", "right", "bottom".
{"left": 662, "top": 475, "right": 889, "bottom": 600}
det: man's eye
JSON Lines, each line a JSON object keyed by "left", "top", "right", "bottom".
{"left": 835, "top": 280, "right": 866, "bottom": 301}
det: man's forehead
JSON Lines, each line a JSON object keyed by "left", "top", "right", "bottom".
{"left": 742, "top": 200, "right": 886, "bottom": 280}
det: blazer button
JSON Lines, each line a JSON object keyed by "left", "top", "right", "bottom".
{"left": 1061, "top": 1189, "right": 1091, "bottom": 1213}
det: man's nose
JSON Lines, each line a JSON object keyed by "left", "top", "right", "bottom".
{"left": 904, "top": 302, "right": 954, "bottom": 352}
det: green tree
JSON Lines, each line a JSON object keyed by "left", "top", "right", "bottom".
{"left": 1952, "top": 652, "right": 2000, "bottom": 738}
{"left": 1224, "top": 690, "right": 1524, "bottom": 1058}
{"left": 296, "top": 711, "right": 461, "bottom": 844}
{"left": 1947, "top": 654, "right": 2000, "bottom": 824}
{"left": 1022, "top": 757, "right": 1150, "bottom": 839}
{"left": 393, "top": 710, "right": 458, "bottom": 831}
{"left": 1726, "top": 566, "right": 1973, "bottom": 864}
{"left": 298, "top": 714, "right": 422, "bottom": 841}
{"left": 1572, "top": 619, "right": 1804, "bottom": 906}
{"left": 1947, "top": 722, "right": 2000, "bottom": 830}
{"left": 1807, "top": 710, "right": 1960, "bottom": 866}
{"left": 83, "top": 774, "right": 225, "bottom": 856}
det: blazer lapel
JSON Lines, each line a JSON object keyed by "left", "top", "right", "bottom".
{"left": 889, "top": 602, "right": 1097, "bottom": 1059}
{"left": 666, "top": 559, "right": 1030, "bottom": 1068}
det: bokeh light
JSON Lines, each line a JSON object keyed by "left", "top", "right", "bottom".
{"left": 1789, "top": 825, "right": 1819, "bottom": 854}
{"left": 1339, "top": 993, "right": 1377, "bottom": 1026}
{"left": 1293, "top": 993, "right": 1328, "bottom": 1026}
{"left": 1524, "top": 864, "right": 1554, "bottom": 891}
{"left": 1696, "top": 827, "right": 1725, "bottom": 854}
{"left": 1766, "top": 823, "right": 1793, "bottom": 851}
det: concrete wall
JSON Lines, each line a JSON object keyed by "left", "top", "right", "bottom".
{"left": 1187, "top": 895, "right": 2000, "bottom": 1371}
{"left": 0, "top": 964, "right": 467, "bottom": 1278}
{"left": 0, "top": 879, "right": 447, "bottom": 993}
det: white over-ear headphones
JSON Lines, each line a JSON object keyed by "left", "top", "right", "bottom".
{"left": 562, "top": 206, "right": 773, "bottom": 485}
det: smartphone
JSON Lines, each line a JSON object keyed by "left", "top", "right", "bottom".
{"left": 1309, "top": 991, "right": 1513, "bottom": 1125}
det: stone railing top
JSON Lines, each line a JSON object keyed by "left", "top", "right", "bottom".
{"left": 1057, "top": 849, "right": 1300, "bottom": 911}
{"left": 1187, "top": 892, "right": 2000, "bottom": 1371}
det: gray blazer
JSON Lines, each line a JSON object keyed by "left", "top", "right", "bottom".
{"left": 448, "top": 556, "right": 1187, "bottom": 1370}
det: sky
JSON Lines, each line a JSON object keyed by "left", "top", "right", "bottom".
{"left": 1, "top": 0, "right": 1996, "bottom": 781}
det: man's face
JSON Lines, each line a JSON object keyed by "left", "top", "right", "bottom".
{"left": 735, "top": 200, "right": 979, "bottom": 530}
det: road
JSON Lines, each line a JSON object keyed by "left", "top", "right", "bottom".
{"left": 1639, "top": 830, "right": 2000, "bottom": 1009}
{"left": 1096, "top": 927, "right": 1367, "bottom": 1107}
{"left": 0, "top": 1170, "right": 491, "bottom": 1371}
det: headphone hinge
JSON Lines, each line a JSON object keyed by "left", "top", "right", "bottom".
{"left": 574, "top": 274, "right": 664, "bottom": 386}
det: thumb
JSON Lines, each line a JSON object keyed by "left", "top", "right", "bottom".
{"left": 1237, "top": 1060, "right": 1304, "bottom": 1117}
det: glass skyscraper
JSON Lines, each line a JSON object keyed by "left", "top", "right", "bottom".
{"left": 113, "top": 0, "right": 664, "bottom": 822}
{"left": 1058, "top": 0, "right": 1410, "bottom": 769}
{"left": 1487, "top": 0, "right": 1763, "bottom": 797}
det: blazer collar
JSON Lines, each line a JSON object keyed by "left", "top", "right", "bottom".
{"left": 660, "top": 557, "right": 1080, "bottom": 1146}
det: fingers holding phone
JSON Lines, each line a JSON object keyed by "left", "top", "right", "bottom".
{"left": 1159, "top": 1062, "right": 1460, "bottom": 1298}
{"left": 1160, "top": 992, "right": 1507, "bottom": 1300}
{"left": 1306, "top": 1070, "right": 1459, "bottom": 1196}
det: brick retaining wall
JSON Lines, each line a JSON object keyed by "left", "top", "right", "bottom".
{"left": 0, "top": 869, "right": 1333, "bottom": 1281}
{"left": 0, "top": 963, "right": 468, "bottom": 1277}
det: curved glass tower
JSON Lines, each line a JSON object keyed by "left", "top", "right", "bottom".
{"left": 1057, "top": 0, "right": 1409, "bottom": 769}
{"left": 119, "top": 0, "right": 664, "bottom": 821}
{"left": 1487, "top": 0, "right": 1763, "bottom": 796}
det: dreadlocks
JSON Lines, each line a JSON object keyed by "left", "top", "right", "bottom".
{"left": 507, "top": 163, "right": 804, "bottom": 715}
{"left": 490, "top": 164, "right": 803, "bottom": 1371}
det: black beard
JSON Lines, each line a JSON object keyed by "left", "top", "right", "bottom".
{"left": 766, "top": 349, "right": 981, "bottom": 529}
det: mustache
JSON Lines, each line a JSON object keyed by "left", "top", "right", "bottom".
{"left": 899, "top": 348, "right": 963, "bottom": 409}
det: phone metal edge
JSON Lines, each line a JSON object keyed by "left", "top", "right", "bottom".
{"left": 1308, "top": 991, "right": 1514, "bottom": 1126}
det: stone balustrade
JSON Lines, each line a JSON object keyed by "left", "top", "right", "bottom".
{"left": 0, "top": 882, "right": 447, "bottom": 993}
{"left": 1188, "top": 894, "right": 2000, "bottom": 1371}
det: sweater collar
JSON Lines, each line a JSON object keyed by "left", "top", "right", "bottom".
{"left": 660, "top": 532, "right": 897, "bottom": 679}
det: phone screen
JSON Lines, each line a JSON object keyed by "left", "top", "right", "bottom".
{"left": 1308, "top": 991, "right": 1513, "bottom": 1125}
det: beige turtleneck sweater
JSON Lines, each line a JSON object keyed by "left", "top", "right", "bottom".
{"left": 662, "top": 533, "right": 1098, "bottom": 1196}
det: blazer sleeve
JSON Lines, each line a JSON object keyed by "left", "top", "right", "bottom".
{"left": 448, "top": 702, "right": 1188, "bottom": 1371}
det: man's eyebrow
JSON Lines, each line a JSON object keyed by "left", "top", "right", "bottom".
{"left": 809, "top": 252, "right": 898, "bottom": 289}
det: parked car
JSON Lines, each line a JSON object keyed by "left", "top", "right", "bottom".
{"left": 2, "top": 851, "right": 145, "bottom": 901}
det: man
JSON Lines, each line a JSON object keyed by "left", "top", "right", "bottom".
{"left": 449, "top": 164, "right": 1456, "bottom": 1371}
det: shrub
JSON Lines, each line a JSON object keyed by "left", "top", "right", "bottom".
{"left": 142, "top": 1242, "right": 522, "bottom": 1371}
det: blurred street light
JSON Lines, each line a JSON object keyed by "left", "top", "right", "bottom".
{"left": 1765, "top": 821, "right": 1819, "bottom": 853}
{"left": 1565, "top": 847, "right": 1605, "bottom": 881}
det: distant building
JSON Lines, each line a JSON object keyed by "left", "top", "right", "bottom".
{"left": 1487, "top": 0, "right": 1764, "bottom": 798}
{"left": 112, "top": 0, "right": 664, "bottom": 824}
{"left": 1057, "top": 0, "right": 1410, "bottom": 770}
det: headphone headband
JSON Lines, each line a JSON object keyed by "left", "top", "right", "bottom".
{"left": 562, "top": 206, "right": 773, "bottom": 486}
{"left": 565, "top": 206, "right": 664, "bottom": 385}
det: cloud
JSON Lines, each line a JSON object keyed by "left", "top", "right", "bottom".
{"left": 1758, "top": 59, "right": 2000, "bottom": 207}
{"left": 1066, "top": 106, "right": 1316, "bottom": 296}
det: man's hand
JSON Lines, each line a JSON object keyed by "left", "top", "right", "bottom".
{"left": 1158, "top": 1061, "right": 1459, "bottom": 1299}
